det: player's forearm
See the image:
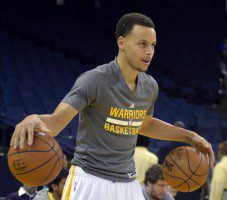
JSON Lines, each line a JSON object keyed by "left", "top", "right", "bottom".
{"left": 139, "top": 117, "right": 198, "bottom": 143}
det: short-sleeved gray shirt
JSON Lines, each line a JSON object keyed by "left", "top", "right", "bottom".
{"left": 62, "top": 59, "right": 158, "bottom": 182}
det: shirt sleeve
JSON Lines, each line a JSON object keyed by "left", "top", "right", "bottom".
{"left": 147, "top": 80, "right": 159, "bottom": 116}
{"left": 209, "top": 165, "right": 226, "bottom": 200}
{"left": 62, "top": 72, "right": 97, "bottom": 112}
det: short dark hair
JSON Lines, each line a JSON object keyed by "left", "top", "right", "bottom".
{"left": 144, "top": 164, "right": 164, "bottom": 186}
{"left": 48, "top": 168, "right": 68, "bottom": 192}
{"left": 115, "top": 13, "right": 155, "bottom": 41}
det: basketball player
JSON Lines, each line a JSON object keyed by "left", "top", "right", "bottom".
{"left": 10, "top": 13, "right": 214, "bottom": 200}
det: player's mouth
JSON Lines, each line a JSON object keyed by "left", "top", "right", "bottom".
{"left": 141, "top": 59, "right": 151, "bottom": 66}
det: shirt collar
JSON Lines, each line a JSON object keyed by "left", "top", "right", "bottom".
{"left": 18, "top": 187, "right": 26, "bottom": 196}
{"left": 18, "top": 187, "right": 36, "bottom": 197}
{"left": 112, "top": 58, "right": 141, "bottom": 96}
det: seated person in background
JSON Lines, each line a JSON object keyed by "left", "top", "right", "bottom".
{"left": 209, "top": 141, "right": 227, "bottom": 200}
{"left": 141, "top": 164, "right": 174, "bottom": 200}
{"left": 5, "top": 184, "right": 37, "bottom": 200}
{"left": 33, "top": 168, "right": 68, "bottom": 200}
{"left": 218, "top": 37, "right": 227, "bottom": 94}
{"left": 134, "top": 135, "right": 158, "bottom": 184}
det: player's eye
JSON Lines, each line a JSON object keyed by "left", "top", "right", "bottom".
{"left": 140, "top": 42, "right": 146, "bottom": 47}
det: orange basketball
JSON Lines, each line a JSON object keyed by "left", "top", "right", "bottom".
{"left": 8, "top": 132, "right": 63, "bottom": 187}
{"left": 162, "top": 146, "right": 209, "bottom": 192}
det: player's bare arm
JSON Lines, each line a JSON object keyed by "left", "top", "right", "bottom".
{"left": 139, "top": 115, "right": 215, "bottom": 167}
{"left": 10, "top": 102, "right": 78, "bottom": 149}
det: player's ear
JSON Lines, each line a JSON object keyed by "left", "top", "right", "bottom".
{"left": 117, "top": 36, "right": 125, "bottom": 50}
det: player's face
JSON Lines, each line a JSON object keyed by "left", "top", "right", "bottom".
{"left": 149, "top": 180, "right": 168, "bottom": 200}
{"left": 123, "top": 25, "right": 156, "bottom": 72}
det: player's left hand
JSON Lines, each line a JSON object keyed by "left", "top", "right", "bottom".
{"left": 190, "top": 135, "right": 215, "bottom": 168}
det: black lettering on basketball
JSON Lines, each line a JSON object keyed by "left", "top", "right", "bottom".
{"left": 12, "top": 159, "right": 28, "bottom": 173}
{"left": 176, "top": 148, "right": 183, "bottom": 161}
{"left": 164, "top": 160, "right": 174, "bottom": 171}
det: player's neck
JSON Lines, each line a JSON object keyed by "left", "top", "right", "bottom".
{"left": 117, "top": 55, "right": 138, "bottom": 85}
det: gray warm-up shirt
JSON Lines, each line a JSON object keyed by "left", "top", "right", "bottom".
{"left": 62, "top": 59, "right": 158, "bottom": 182}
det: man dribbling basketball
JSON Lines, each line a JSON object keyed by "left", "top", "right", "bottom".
{"left": 10, "top": 13, "right": 214, "bottom": 200}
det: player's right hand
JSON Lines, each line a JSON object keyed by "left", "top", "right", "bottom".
{"left": 10, "top": 114, "right": 51, "bottom": 149}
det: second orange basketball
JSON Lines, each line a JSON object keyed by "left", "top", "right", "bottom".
{"left": 162, "top": 146, "right": 209, "bottom": 192}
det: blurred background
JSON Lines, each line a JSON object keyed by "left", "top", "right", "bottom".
{"left": 0, "top": 0, "right": 227, "bottom": 197}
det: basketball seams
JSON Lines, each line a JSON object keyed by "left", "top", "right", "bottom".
{"left": 168, "top": 154, "right": 191, "bottom": 179}
{"left": 185, "top": 147, "right": 195, "bottom": 173}
{"left": 36, "top": 134, "right": 61, "bottom": 165}
{"left": 34, "top": 134, "right": 54, "bottom": 149}
{"left": 185, "top": 147, "right": 203, "bottom": 176}
{"left": 13, "top": 147, "right": 61, "bottom": 176}
{"left": 8, "top": 149, "right": 53, "bottom": 157}
{"left": 193, "top": 154, "right": 209, "bottom": 177}
{"left": 38, "top": 155, "right": 64, "bottom": 185}
{"left": 185, "top": 147, "right": 209, "bottom": 178}
{"left": 164, "top": 172, "right": 190, "bottom": 191}
{"left": 37, "top": 134, "right": 61, "bottom": 164}
{"left": 193, "top": 171, "right": 209, "bottom": 177}
{"left": 168, "top": 154, "right": 201, "bottom": 187}
{"left": 8, "top": 136, "right": 54, "bottom": 157}
{"left": 52, "top": 139, "right": 61, "bottom": 161}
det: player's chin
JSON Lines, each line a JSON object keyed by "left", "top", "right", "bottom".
{"left": 137, "top": 66, "right": 149, "bottom": 72}
{"left": 137, "top": 61, "right": 150, "bottom": 72}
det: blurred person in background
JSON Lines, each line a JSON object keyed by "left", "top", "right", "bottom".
{"left": 134, "top": 135, "right": 158, "bottom": 184}
{"left": 218, "top": 37, "right": 227, "bottom": 94}
{"left": 33, "top": 168, "right": 68, "bottom": 200}
{"left": 141, "top": 164, "right": 174, "bottom": 200}
{"left": 6, "top": 185, "right": 37, "bottom": 200}
{"left": 218, "top": 61, "right": 227, "bottom": 94}
{"left": 209, "top": 141, "right": 227, "bottom": 200}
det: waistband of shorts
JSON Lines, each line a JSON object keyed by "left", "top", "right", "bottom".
{"left": 69, "top": 165, "right": 138, "bottom": 184}
{"left": 70, "top": 165, "right": 115, "bottom": 183}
